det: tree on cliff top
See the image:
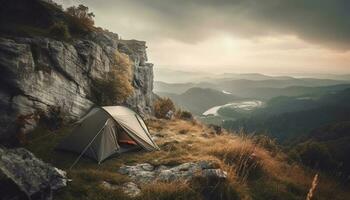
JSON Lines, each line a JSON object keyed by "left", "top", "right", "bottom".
{"left": 65, "top": 4, "right": 95, "bottom": 33}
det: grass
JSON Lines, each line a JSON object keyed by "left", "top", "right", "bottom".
{"left": 24, "top": 119, "right": 350, "bottom": 200}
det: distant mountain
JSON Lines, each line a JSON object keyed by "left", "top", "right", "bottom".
{"left": 217, "top": 78, "right": 348, "bottom": 89}
{"left": 154, "top": 69, "right": 299, "bottom": 83}
{"left": 204, "top": 73, "right": 295, "bottom": 81}
{"left": 154, "top": 68, "right": 211, "bottom": 83}
{"left": 160, "top": 87, "right": 242, "bottom": 114}
{"left": 154, "top": 81, "right": 196, "bottom": 94}
{"left": 154, "top": 81, "right": 217, "bottom": 94}
{"left": 155, "top": 78, "right": 350, "bottom": 99}
{"left": 303, "top": 74, "right": 350, "bottom": 81}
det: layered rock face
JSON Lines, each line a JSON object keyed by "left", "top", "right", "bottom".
{"left": 0, "top": 31, "right": 154, "bottom": 141}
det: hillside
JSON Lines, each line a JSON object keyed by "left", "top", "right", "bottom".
{"left": 154, "top": 80, "right": 350, "bottom": 100}
{"left": 21, "top": 118, "right": 350, "bottom": 200}
{"left": 223, "top": 88, "right": 350, "bottom": 142}
{"left": 159, "top": 87, "right": 242, "bottom": 115}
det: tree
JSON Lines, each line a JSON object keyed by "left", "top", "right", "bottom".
{"left": 66, "top": 4, "right": 95, "bottom": 32}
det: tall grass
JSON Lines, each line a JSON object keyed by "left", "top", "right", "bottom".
{"left": 306, "top": 174, "right": 319, "bottom": 200}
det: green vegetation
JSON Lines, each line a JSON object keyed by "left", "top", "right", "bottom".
{"left": 175, "top": 109, "right": 193, "bottom": 121}
{"left": 289, "top": 141, "right": 336, "bottom": 171}
{"left": 48, "top": 21, "right": 71, "bottom": 40}
{"left": 223, "top": 88, "right": 350, "bottom": 142}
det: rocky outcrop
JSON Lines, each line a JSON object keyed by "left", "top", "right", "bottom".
{"left": 0, "top": 30, "right": 155, "bottom": 141}
{"left": 0, "top": 147, "right": 67, "bottom": 200}
{"left": 118, "top": 161, "right": 228, "bottom": 184}
{"left": 101, "top": 181, "right": 141, "bottom": 198}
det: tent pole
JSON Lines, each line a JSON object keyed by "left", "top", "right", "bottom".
{"left": 69, "top": 119, "right": 110, "bottom": 170}
{"left": 134, "top": 114, "right": 160, "bottom": 150}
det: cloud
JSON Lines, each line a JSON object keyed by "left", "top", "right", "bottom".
{"left": 60, "top": 0, "right": 350, "bottom": 51}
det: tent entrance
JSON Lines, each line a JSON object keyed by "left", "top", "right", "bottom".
{"left": 115, "top": 126, "right": 140, "bottom": 153}
{"left": 116, "top": 126, "right": 137, "bottom": 145}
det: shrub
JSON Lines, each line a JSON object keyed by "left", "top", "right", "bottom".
{"left": 65, "top": 4, "right": 95, "bottom": 33}
{"left": 48, "top": 21, "right": 71, "bottom": 40}
{"left": 252, "top": 134, "right": 280, "bottom": 155}
{"left": 175, "top": 109, "right": 193, "bottom": 121}
{"left": 39, "top": 105, "right": 67, "bottom": 130}
{"left": 139, "top": 182, "right": 200, "bottom": 200}
{"left": 290, "top": 141, "right": 336, "bottom": 170}
{"left": 153, "top": 98, "right": 176, "bottom": 119}
{"left": 209, "top": 140, "right": 263, "bottom": 182}
{"left": 92, "top": 51, "right": 133, "bottom": 105}
{"left": 191, "top": 176, "right": 240, "bottom": 200}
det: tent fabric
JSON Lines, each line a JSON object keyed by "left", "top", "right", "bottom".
{"left": 57, "top": 106, "right": 159, "bottom": 163}
{"left": 102, "top": 106, "right": 159, "bottom": 151}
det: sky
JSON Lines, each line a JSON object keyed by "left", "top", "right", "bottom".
{"left": 57, "top": 0, "right": 350, "bottom": 75}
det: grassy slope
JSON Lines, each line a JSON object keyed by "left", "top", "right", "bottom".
{"left": 26, "top": 119, "right": 350, "bottom": 200}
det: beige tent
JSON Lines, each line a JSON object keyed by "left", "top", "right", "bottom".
{"left": 57, "top": 106, "right": 159, "bottom": 164}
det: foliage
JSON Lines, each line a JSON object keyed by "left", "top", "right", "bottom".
{"left": 153, "top": 97, "right": 176, "bottom": 119}
{"left": 223, "top": 89, "right": 350, "bottom": 142}
{"left": 65, "top": 4, "right": 95, "bottom": 33}
{"left": 289, "top": 141, "right": 336, "bottom": 170}
{"left": 92, "top": 51, "right": 133, "bottom": 105}
{"left": 39, "top": 105, "right": 67, "bottom": 130}
{"left": 140, "top": 182, "right": 200, "bottom": 200}
{"left": 252, "top": 134, "right": 280, "bottom": 155}
{"left": 175, "top": 109, "right": 193, "bottom": 121}
{"left": 48, "top": 21, "right": 71, "bottom": 40}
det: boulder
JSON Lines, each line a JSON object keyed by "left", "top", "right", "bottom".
{"left": 201, "top": 169, "right": 228, "bottom": 179}
{"left": 122, "top": 182, "right": 141, "bottom": 198}
{"left": 0, "top": 147, "right": 67, "bottom": 200}
{"left": 100, "top": 181, "right": 141, "bottom": 198}
{"left": 118, "top": 163, "right": 156, "bottom": 184}
{"left": 118, "top": 161, "right": 227, "bottom": 184}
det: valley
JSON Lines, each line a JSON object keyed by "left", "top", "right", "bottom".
{"left": 1, "top": 0, "right": 350, "bottom": 199}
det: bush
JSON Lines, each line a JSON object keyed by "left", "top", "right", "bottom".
{"left": 65, "top": 4, "right": 95, "bottom": 33}
{"left": 39, "top": 105, "right": 66, "bottom": 130}
{"left": 175, "top": 109, "right": 193, "bottom": 121}
{"left": 252, "top": 134, "right": 280, "bottom": 155}
{"left": 153, "top": 98, "right": 176, "bottom": 119}
{"left": 290, "top": 141, "right": 336, "bottom": 170}
{"left": 92, "top": 51, "right": 133, "bottom": 105}
{"left": 48, "top": 21, "right": 71, "bottom": 40}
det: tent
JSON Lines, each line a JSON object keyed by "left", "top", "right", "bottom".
{"left": 57, "top": 106, "right": 159, "bottom": 164}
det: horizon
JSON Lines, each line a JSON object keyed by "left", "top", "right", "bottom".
{"left": 153, "top": 67, "right": 350, "bottom": 83}
{"left": 57, "top": 0, "right": 350, "bottom": 75}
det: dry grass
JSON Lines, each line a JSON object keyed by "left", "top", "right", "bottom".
{"left": 25, "top": 118, "right": 350, "bottom": 200}
{"left": 138, "top": 182, "right": 200, "bottom": 200}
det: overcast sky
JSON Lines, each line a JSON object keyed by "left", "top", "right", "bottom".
{"left": 58, "top": 0, "right": 350, "bottom": 75}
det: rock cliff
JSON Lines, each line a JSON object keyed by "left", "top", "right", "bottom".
{"left": 0, "top": 31, "right": 155, "bottom": 141}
